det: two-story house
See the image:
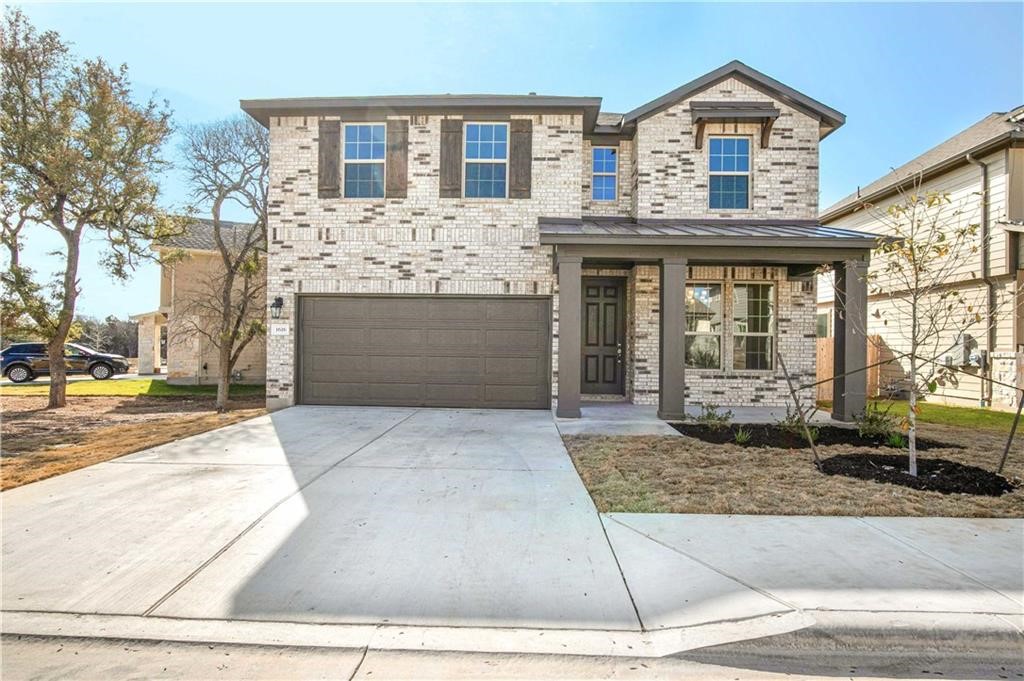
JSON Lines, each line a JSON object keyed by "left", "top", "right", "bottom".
{"left": 819, "top": 106, "right": 1024, "bottom": 411}
{"left": 241, "top": 61, "right": 876, "bottom": 421}
{"left": 133, "top": 219, "right": 267, "bottom": 385}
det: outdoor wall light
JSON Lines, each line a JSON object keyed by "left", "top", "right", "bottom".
{"left": 270, "top": 296, "right": 284, "bottom": 319}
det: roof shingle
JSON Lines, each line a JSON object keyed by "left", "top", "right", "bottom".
{"left": 822, "top": 105, "right": 1024, "bottom": 220}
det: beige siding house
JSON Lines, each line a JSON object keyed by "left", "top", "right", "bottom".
{"left": 818, "top": 106, "right": 1024, "bottom": 411}
{"left": 133, "top": 220, "right": 267, "bottom": 385}
{"left": 242, "top": 61, "right": 877, "bottom": 420}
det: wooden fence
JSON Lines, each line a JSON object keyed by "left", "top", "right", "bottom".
{"left": 816, "top": 336, "right": 882, "bottom": 402}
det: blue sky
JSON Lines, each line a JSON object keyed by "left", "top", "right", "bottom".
{"left": 12, "top": 1, "right": 1023, "bottom": 319}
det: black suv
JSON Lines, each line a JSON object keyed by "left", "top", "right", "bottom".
{"left": 1, "top": 342, "right": 130, "bottom": 383}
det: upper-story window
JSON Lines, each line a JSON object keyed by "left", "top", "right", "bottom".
{"left": 708, "top": 137, "right": 750, "bottom": 210}
{"left": 733, "top": 283, "right": 775, "bottom": 370}
{"left": 344, "top": 124, "right": 386, "bottom": 198}
{"left": 591, "top": 147, "right": 617, "bottom": 201}
{"left": 464, "top": 123, "right": 508, "bottom": 198}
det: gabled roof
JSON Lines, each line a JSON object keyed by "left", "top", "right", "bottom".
{"left": 159, "top": 218, "right": 265, "bottom": 253}
{"left": 241, "top": 62, "right": 841, "bottom": 140}
{"left": 621, "top": 60, "right": 846, "bottom": 139}
{"left": 822, "top": 105, "right": 1024, "bottom": 222}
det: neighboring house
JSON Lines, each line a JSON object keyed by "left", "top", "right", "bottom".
{"left": 241, "top": 60, "right": 878, "bottom": 421}
{"left": 132, "top": 219, "right": 267, "bottom": 385}
{"left": 819, "top": 106, "right": 1024, "bottom": 411}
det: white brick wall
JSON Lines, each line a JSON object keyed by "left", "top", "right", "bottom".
{"left": 266, "top": 113, "right": 582, "bottom": 407}
{"left": 635, "top": 77, "right": 820, "bottom": 220}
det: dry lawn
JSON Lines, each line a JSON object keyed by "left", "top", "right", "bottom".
{"left": 1, "top": 395, "right": 265, "bottom": 490}
{"left": 564, "top": 422, "right": 1024, "bottom": 517}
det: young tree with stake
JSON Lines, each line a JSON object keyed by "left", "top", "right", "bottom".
{"left": 1, "top": 9, "right": 174, "bottom": 407}
{"left": 847, "top": 180, "right": 1011, "bottom": 476}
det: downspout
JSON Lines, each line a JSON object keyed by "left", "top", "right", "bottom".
{"left": 966, "top": 153, "right": 995, "bottom": 406}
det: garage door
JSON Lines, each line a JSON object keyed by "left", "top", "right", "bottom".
{"left": 298, "top": 295, "right": 551, "bottom": 409}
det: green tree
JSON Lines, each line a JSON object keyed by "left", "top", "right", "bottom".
{"left": 1, "top": 9, "right": 175, "bottom": 407}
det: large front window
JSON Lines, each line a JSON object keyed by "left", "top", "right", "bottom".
{"left": 708, "top": 137, "right": 750, "bottom": 210}
{"left": 464, "top": 123, "right": 508, "bottom": 198}
{"left": 343, "top": 124, "right": 385, "bottom": 198}
{"left": 685, "top": 283, "right": 723, "bottom": 369}
{"left": 591, "top": 147, "right": 617, "bottom": 201}
{"left": 733, "top": 283, "right": 775, "bottom": 370}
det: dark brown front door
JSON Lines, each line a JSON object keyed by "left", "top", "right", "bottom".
{"left": 581, "top": 278, "right": 625, "bottom": 395}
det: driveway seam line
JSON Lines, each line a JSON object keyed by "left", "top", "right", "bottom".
{"left": 606, "top": 515, "right": 801, "bottom": 612}
{"left": 347, "top": 646, "right": 369, "bottom": 680}
{"left": 856, "top": 517, "right": 1023, "bottom": 607}
{"left": 140, "top": 409, "right": 422, "bottom": 617}
{"left": 595, "top": 515, "right": 646, "bottom": 632}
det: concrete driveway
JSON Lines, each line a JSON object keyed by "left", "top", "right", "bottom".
{"left": 2, "top": 406, "right": 640, "bottom": 630}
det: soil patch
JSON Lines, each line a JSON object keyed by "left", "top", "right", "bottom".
{"left": 672, "top": 423, "right": 955, "bottom": 451}
{"left": 1, "top": 395, "right": 265, "bottom": 489}
{"left": 563, "top": 420, "right": 1023, "bottom": 517}
{"left": 820, "top": 453, "right": 1016, "bottom": 497}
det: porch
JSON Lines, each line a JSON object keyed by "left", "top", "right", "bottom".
{"left": 540, "top": 217, "right": 876, "bottom": 422}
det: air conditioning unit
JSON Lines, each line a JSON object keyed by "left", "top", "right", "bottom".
{"left": 953, "top": 334, "right": 978, "bottom": 367}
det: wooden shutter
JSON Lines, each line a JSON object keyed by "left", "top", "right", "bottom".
{"left": 385, "top": 119, "right": 409, "bottom": 198}
{"left": 439, "top": 119, "right": 463, "bottom": 198}
{"left": 317, "top": 119, "right": 340, "bottom": 198}
{"left": 509, "top": 119, "right": 533, "bottom": 199}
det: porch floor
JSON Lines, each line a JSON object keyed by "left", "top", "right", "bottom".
{"left": 554, "top": 401, "right": 837, "bottom": 437}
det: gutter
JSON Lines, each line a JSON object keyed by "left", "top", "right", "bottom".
{"left": 966, "top": 153, "right": 996, "bottom": 407}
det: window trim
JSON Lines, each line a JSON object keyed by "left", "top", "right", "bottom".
{"left": 462, "top": 121, "right": 510, "bottom": 200}
{"left": 685, "top": 281, "right": 724, "bottom": 370}
{"left": 591, "top": 145, "right": 618, "bottom": 202}
{"left": 731, "top": 281, "right": 777, "bottom": 371}
{"left": 708, "top": 135, "right": 752, "bottom": 211}
{"left": 342, "top": 122, "right": 387, "bottom": 199}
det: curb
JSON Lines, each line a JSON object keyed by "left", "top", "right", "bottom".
{"left": 3, "top": 609, "right": 1021, "bottom": 659}
{"left": 704, "top": 611, "right": 1023, "bottom": 656}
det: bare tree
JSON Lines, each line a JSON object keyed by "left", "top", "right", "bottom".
{"left": 176, "top": 116, "right": 268, "bottom": 410}
{"left": 1, "top": 9, "right": 174, "bottom": 407}
{"left": 842, "top": 179, "right": 1012, "bottom": 475}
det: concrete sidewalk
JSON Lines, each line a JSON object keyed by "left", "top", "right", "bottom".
{"left": 605, "top": 513, "right": 1023, "bottom": 632}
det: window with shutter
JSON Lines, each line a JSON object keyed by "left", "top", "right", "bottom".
{"left": 317, "top": 120, "right": 341, "bottom": 198}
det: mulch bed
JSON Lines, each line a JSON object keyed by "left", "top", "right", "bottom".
{"left": 819, "top": 453, "right": 1017, "bottom": 497}
{"left": 672, "top": 423, "right": 955, "bottom": 451}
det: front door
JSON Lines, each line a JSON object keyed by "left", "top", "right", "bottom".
{"left": 581, "top": 277, "right": 625, "bottom": 395}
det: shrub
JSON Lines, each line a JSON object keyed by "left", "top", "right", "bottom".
{"left": 779, "top": 405, "right": 819, "bottom": 444}
{"left": 694, "top": 403, "right": 733, "bottom": 430}
{"left": 856, "top": 403, "right": 900, "bottom": 440}
{"left": 886, "top": 432, "right": 907, "bottom": 449}
{"left": 734, "top": 426, "right": 752, "bottom": 445}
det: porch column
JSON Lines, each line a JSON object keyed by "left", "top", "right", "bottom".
{"left": 556, "top": 255, "right": 583, "bottom": 418}
{"left": 136, "top": 314, "right": 157, "bottom": 375}
{"left": 658, "top": 256, "right": 687, "bottom": 420}
{"left": 832, "top": 258, "right": 868, "bottom": 421}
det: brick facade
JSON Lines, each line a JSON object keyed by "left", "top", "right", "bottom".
{"left": 635, "top": 77, "right": 820, "bottom": 220}
{"left": 261, "top": 69, "right": 833, "bottom": 412}
{"left": 266, "top": 114, "right": 581, "bottom": 408}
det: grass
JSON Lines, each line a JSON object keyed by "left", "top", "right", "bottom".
{"left": 564, "top": 419, "right": 1023, "bottom": 517}
{"left": 0, "top": 378, "right": 265, "bottom": 398}
{"left": 818, "top": 398, "right": 1021, "bottom": 431}
{"left": 1, "top": 400, "right": 265, "bottom": 490}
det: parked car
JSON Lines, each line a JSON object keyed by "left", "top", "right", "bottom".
{"left": 1, "top": 342, "right": 130, "bottom": 383}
